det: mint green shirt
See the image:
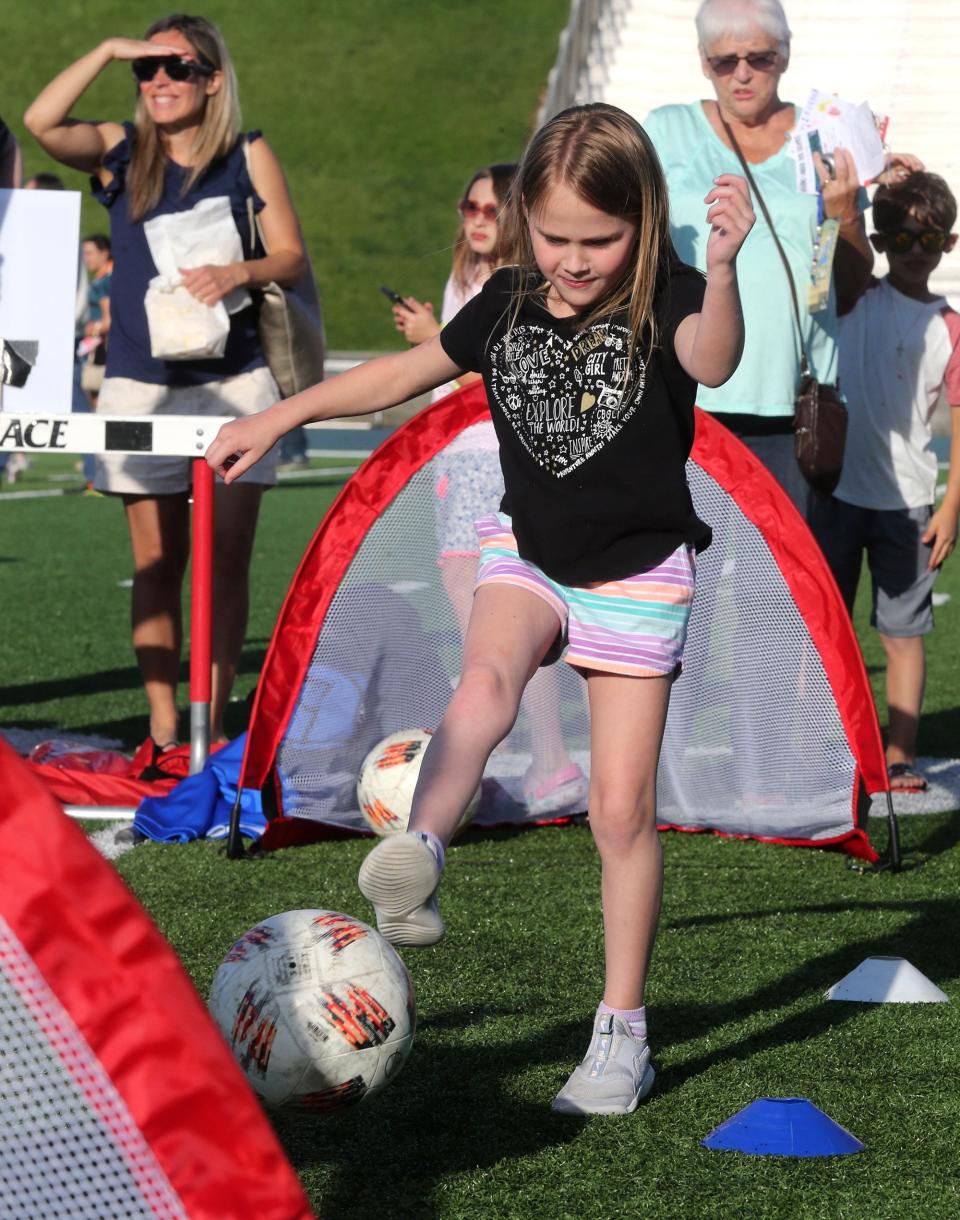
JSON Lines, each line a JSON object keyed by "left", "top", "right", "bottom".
{"left": 644, "top": 102, "right": 839, "bottom": 418}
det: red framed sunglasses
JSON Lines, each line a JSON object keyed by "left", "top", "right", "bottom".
{"left": 458, "top": 199, "right": 499, "bottom": 223}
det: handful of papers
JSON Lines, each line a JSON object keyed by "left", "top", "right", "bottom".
{"left": 787, "top": 89, "right": 888, "bottom": 194}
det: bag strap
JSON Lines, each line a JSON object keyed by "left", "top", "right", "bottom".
{"left": 241, "top": 137, "right": 268, "bottom": 258}
{"left": 240, "top": 136, "right": 325, "bottom": 322}
{"left": 718, "top": 113, "right": 811, "bottom": 378}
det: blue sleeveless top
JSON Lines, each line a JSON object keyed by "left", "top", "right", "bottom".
{"left": 93, "top": 123, "right": 267, "bottom": 386}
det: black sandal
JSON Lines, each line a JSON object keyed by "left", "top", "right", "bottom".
{"left": 888, "top": 762, "right": 928, "bottom": 793}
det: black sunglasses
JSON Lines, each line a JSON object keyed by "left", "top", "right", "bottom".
{"left": 706, "top": 51, "right": 779, "bottom": 76}
{"left": 881, "top": 228, "right": 951, "bottom": 254}
{"left": 132, "top": 55, "right": 215, "bottom": 83}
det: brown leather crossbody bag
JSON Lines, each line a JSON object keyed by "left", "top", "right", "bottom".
{"left": 720, "top": 117, "right": 847, "bottom": 494}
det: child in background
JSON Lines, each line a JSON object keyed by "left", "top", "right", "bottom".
{"left": 393, "top": 163, "right": 516, "bottom": 375}
{"left": 812, "top": 171, "right": 960, "bottom": 793}
{"left": 394, "top": 163, "right": 588, "bottom": 815}
{"left": 392, "top": 164, "right": 515, "bottom": 622}
{"left": 79, "top": 234, "right": 113, "bottom": 404}
{"left": 207, "top": 103, "right": 754, "bottom": 1114}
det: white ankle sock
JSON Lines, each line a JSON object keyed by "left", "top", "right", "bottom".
{"left": 413, "top": 830, "right": 445, "bottom": 869}
{"left": 598, "top": 1001, "right": 646, "bottom": 1042}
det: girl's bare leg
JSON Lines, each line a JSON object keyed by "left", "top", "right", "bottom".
{"left": 551, "top": 669, "right": 671, "bottom": 1116}
{"left": 409, "top": 582, "right": 563, "bottom": 843}
{"left": 360, "top": 582, "right": 562, "bottom": 945}
{"left": 584, "top": 670, "right": 673, "bottom": 1008}
{"left": 441, "top": 555, "right": 583, "bottom": 802}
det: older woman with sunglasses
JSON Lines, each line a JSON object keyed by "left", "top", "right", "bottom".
{"left": 26, "top": 14, "right": 306, "bottom": 755}
{"left": 642, "top": 0, "right": 873, "bottom": 517}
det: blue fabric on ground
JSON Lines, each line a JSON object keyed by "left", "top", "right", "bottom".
{"left": 133, "top": 733, "right": 267, "bottom": 843}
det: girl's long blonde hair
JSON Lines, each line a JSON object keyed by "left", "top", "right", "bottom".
{"left": 505, "top": 103, "right": 675, "bottom": 360}
{"left": 450, "top": 162, "right": 519, "bottom": 293}
{"left": 127, "top": 13, "right": 241, "bottom": 222}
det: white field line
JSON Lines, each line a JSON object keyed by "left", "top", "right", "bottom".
{"left": 0, "top": 462, "right": 364, "bottom": 501}
{"left": 0, "top": 488, "right": 69, "bottom": 501}
{"left": 276, "top": 464, "right": 360, "bottom": 481}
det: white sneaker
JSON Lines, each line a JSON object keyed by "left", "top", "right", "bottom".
{"left": 551, "top": 1012, "right": 655, "bottom": 1115}
{"left": 358, "top": 834, "right": 445, "bottom": 946}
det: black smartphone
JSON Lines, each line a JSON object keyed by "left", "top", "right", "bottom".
{"left": 380, "top": 284, "right": 412, "bottom": 310}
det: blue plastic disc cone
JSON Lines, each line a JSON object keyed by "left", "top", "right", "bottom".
{"left": 701, "top": 1097, "right": 864, "bottom": 1157}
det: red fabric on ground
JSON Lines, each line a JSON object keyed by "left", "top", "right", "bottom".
{"left": 24, "top": 739, "right": 193, "bottom": 808}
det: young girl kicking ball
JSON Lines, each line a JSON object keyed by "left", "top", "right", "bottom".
{"left": 392, "top": 160, "right": 589, "bottom": 816}
{"left": 207, "top": 103, "right": 754, "bottom": 1115}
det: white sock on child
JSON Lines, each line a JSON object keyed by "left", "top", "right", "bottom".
{"left": 413, "top": 830, "right": 445, "bottom": 869}
{"left": 598, "top": 1001, "right": 647, "bottom": 1042}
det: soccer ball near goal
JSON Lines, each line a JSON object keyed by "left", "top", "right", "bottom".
{"left": 356, "top": 728, "right": 479, "bottom": 836}
{"left": 209, "top": 909, "right": 415, "bottom": 1113}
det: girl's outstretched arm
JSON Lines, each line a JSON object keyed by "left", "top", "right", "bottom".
{"left": 206, "top": 334, "right": 464, "bottom": 482}
{"left": 673, "top": 174, "right": 754, "bottom": 388}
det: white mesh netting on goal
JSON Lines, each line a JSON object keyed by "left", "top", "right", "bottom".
{"left": 0, "top": 916, "right": 186, "bottom": 1220}
{"left": 251, "top": 394, "right": 879, "bottom": 858}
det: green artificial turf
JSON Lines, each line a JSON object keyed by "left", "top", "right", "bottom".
{"left": 0, "top": 454, "right": 348, "bottom": 745}
{"left": 117, "top": 814, "right": 960, "bottom": 1219}
{"left": 4, "top": 459, "right": 960, "bottom": 1217}
{"left": 4, "top": 1, "right": 568, "bottom": 350}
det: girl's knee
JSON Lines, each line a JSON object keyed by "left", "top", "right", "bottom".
{"left": 589, "top": 788, "right": 657, "bottom": 853}
{"left": 449, "top": 660, "right": 519, "bottom": 737}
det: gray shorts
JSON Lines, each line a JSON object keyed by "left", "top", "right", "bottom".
{"left": 94, "top": 366, "right": 280, "bottom": 495}
{"left": 810, "top": 497, "right": 936, "bottom": 636}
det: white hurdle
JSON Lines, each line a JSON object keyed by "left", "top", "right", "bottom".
{"left": 2, "top": 413, "right": 231, "bottom": 816}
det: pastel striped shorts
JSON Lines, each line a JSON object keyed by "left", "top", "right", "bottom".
{"left": 474, "top": 513, "right": 696, "bottom": 678}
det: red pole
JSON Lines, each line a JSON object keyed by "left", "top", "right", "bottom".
{"left": 190, "top": 458, "right": 214, "bottom": 774}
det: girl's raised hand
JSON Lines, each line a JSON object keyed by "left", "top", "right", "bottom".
{"left": 703, "top": 174, "right": 755, "bottom": 270}
{"left": 394, "top": 297, "right": 440, "bottom": 345}
{"left": 205, "top": 411, "right": 282, "bottom": 484}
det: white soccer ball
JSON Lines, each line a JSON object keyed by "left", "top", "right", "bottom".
{"left": 209, "top": 909, "right": 415, "bottom": 1113}
{"left": 356, "top": 728, "right": 479, "bottom": 836}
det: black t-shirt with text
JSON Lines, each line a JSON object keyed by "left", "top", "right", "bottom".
{"left": 439, "top": 264, "right": 712, "bottom": 584}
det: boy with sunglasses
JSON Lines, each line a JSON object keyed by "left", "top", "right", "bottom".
{"left": 812, "top": 171, "right": 960, "bottom": 793}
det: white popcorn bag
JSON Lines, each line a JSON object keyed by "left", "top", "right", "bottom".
{"left": 143, "top": 195, "right": 250, "bottom": 360}
{"left": 144, "top": 276, "right": 230, "bottom": 360}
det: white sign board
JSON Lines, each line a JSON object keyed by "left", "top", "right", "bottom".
{"left": 0, "top": 188, "right": 80, "bottom": 414}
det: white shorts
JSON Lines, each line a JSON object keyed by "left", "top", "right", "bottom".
{"left": 94, "top": 366, "right": 280, "bottom": 495}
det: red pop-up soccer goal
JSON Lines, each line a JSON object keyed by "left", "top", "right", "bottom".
{"left": 0, "top": 738, "right": 314, "bottom": 1220}
{"left": 233, "top": 383, "right": 889, "bottom": 864}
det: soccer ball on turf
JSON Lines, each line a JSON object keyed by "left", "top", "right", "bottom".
{"left": 208, "top": 909, "right": 415, "bottom": 1113}
{"left": 356, "top": 727, "right": 479, "bottom": 836}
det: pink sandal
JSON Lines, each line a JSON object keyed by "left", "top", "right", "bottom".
{"left": 523, "top": 763, "right": 588, "bottom": 816}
